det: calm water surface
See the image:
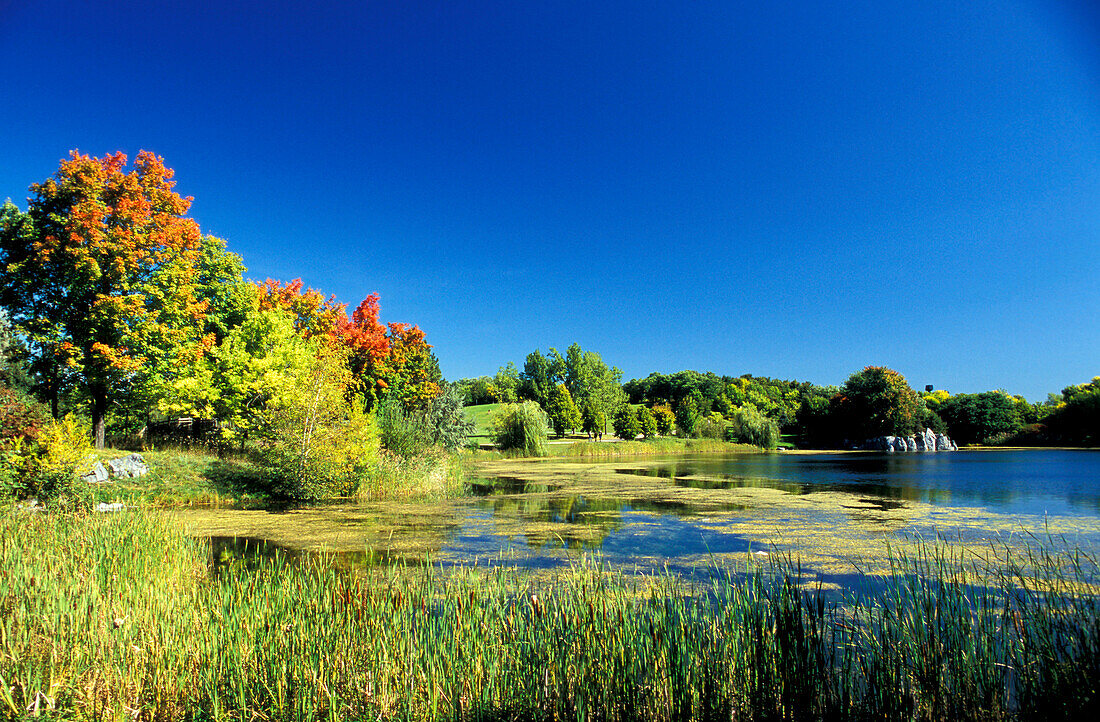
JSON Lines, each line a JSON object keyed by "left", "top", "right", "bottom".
{"left": 610, "top": 450, "right": 1100, "bottom": 518}
{"left": 191, "top": 450, "right": 1100, "bottom": 580}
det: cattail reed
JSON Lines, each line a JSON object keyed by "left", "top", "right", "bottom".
{"left": 1, "top": 510, "right": 1097, "bottom": 720}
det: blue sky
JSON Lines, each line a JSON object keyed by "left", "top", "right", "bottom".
{"left": 2, "top": 0, "right": 1098, "bottom": 400}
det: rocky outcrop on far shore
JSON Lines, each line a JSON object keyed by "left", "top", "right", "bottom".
{"left": 858, "top": 428, "right": 957, "bottom": 452}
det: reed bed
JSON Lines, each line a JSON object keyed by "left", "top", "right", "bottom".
{"left": 553, "top": 438, "right": 756, "bottom": 459}
{"left": 1, "top": 510, "right": 1098, "bottom": 721}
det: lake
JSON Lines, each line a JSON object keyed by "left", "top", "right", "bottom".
{"left": 180, "top": 449, "right": 1100, "bottom": 583}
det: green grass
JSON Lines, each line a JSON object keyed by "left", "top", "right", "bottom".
{"left": 86, "top": 447, "right": 270, "bottom": 508}
{"left": 548, "top": 436, "right": 759, "bottom": 458}
{"left": 462, "top": 402, "right": 502, "bottom": 438}
{"left": 3, "top": 510, "right": 1097, "bottom": 720}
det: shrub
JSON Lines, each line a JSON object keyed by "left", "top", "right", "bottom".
{"left": 637, "top": 406, "right": 658, "bottom": 438}
{"left": 255, "top": 349, "right": 379, "bottom": 500}
{"left": 652, "top": 404, "right": 675, "bottom": 435}
{"left": 491, "top": 401, "right": 550, "bottom": 456}
{"left": 696, "top": 412, "right": 728, "bottom": 440}
{"left": 0, "top": 383, "right": 47, "bottom": 444}
{"left": 726, "top": 405, "right": 780, "bottom": 449}
{"left": 19, "top": 415, "right": 95, "bottom": 508}
{"left": 612, "top": 406, "right": 641, "bottom": 440}
{"left": 377, "top": 396, "right": 434, "bottom": 457}
{"left": 423, "top": 383, "right": 475, "bottom": 450}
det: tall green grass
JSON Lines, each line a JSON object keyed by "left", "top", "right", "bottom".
{"left": 1, "top": 510, "right": 1098, "bottom": 720}
{"left": 553, "top": 437, "right": 759, "bottom": 458}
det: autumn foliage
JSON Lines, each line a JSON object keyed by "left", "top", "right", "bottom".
{"left": 257, "top": 278, "right": 346, "bottom": 338}
{"left": 1, "top": 150, "right": 443, "bottom": 456}
{"left": 1, "top": 150, "right": 207, "bottom": 446}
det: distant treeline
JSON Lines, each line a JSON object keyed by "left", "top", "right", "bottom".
{"left": 459, "top": 354, "right": 1098, "bottom": 448}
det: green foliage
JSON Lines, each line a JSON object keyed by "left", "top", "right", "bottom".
{"left": 832, "top": 366, "right": 925, "bottom": 439}
{"left": 636, "top": 406, "right": 658, "bottom": 438}
{"left": 491, "top": 401, "right": 550, "bottom": 456}
{"left": 376, "top": 395, "right": 434, "bottom": 457}
{"left": 1046, "top": 377, "right": 1100, "bottom": 446}
{"left": 0, "top": 381, "right": 48, "bottom": 445}
{"left": 194, "top": 235, "right": 257, "bottom": 344}
{"left": 726, "top": 405, "right": 780, "bottom": 449}
{"left": 652, "top": 404, "right": 675, "bottom": 436}
{"left": 379, "top": 382, "right": 475, "bottom": 455}
{"left": 205, "top": 308, "right": 318, "bottom": 440}
{"left": 612, "top": 405, "right": 641, "bottom": 440}
{"left": 519, "top": 350, "right": 559, "bottom": 407}
{"left": 675, "top": 395, "right": 701, "bottom": 437}
{"left": 254, "top": 347, "right": 378, "bottom": 501}
{"left": 14, "top": 414, "right": 95, "bottom": 507}
{"left": 424, "top": 382, "right": 476, "bottom": 450}
{"left": 494, "top": 362, "right": 521, "bottom": 403}
{"left": 581, "top": 402, "right": 606, "bottom": 438}
{"left": 546, "top": 383, "right": 582, "bottom": 437}
{"left": 938, "top": 391, "right": 1024, "bottom": 445}
{"left": 695, "top": 411, "right": 728, "bottom": 440}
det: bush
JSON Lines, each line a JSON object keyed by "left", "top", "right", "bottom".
{"left": 14, "top": 415, "right": 95, "bottom": 508}
{"left": 377, "top": 396, "right": 434, "bottom": 457}
{"left": 696, "top": 412, "right": 728, "bottom": 440}
{"left": 424, "top": 383, "right": 475, "bottom": 450}
{"left": 612, "top": 405, "right": 641, "bottom": 440}
{"left": 0, "top": 383, "right": 47, "bottom": 444}
{"left": 637, "top": 406, "right": 658, "bottom": 438}
{"left": 378, "top": 383, "right": 475, "bottom": 456}
{"left": 491, "top": 401, "right": 549, "bottom": 456}
{"left": 726, "top": 405, "right": 780, "bottom": 449}
{"left": 255, "top": 349, "right": 379, "bottom": 501}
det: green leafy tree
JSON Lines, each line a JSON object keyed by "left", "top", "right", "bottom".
{"left": 255, "top": 345, "right": 378, "bottom": 500}
{"left": 831, "top": 367, "right": 924, "bottom": 440}
{"left": 613, "top": 405, "right": 641, "bottom": 440}
{"left": 652, "top": 404, "right": 675, "bottom": 435}
{"left": 696, "top": 412, "right": 728, "bottom": 440}
{"left": 0, "top": 152, "right": 206, "bottom": 447}
{"left": 637, "top": 406, "right": 658, "bottom": 439}
{"left": 519, "top": 350, "right": 559, "bottom": 408}
{"left": 581, "top": 402, "right": 606, "bottom": 439}
{"left": 937, "top": 391, "right": 1023, "bottom": 445}
{"left": 205, "top": 308, "right": 318, "bottom": 442}
{"left": 1046, "top": 378, "right": 1099, "bottom": 446}
{"left": 491, "top": 401, "right": 549, "bottom": 456}
{"left": 546, "top": 383, "right": 582, "bottom": 437}
{"left": 675, "top": 395, "right": 701, "bottom": 437}
{"left": 727, "top": 405, "right": 780, "bottom": 449}
{"left": 493, "top": 362, "right": 521, "bottom": 403}
{"left": 194, "top": 235, "right": 257, "bottom": 343}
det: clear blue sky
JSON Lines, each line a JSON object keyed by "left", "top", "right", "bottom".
{"left": 2, "top": 1, "right": 1098, "bottom": 400}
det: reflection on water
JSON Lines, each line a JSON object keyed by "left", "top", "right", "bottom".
{"left": 182, "top": 450, "right": 1100, "bottom": 584}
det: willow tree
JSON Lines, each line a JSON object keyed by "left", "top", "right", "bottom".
{"left": 0, "top": 151, "right": 205, "bottom": 447}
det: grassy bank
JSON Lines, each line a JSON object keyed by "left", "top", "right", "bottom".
{"left": 2, "top": 510, "right": 1098, "bottom": 720}
{"left": 477, "top": 437, "right": 762, "bottom": 460}
{"left": 85, "top": 446, "right": 467, "bottom": 509}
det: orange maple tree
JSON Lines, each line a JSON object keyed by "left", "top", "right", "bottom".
{"left": 335, "top": 295, "right": 441, "bottom": 408}
{"left": 256, "top": 278, "right": 346, "bottom": 338}
{"left": 0, "top": 150, "right": 205, "bottom": 447}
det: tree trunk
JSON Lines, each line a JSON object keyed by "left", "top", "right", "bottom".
{"left": 92, "top": 388, "right": 107, "bottom": 449}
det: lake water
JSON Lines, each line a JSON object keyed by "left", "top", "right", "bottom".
{"left": 183, "top": 449, "right": 1100, "bottom": 582}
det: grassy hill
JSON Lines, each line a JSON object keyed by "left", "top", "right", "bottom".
{"left": 463, "top": 403, "right": 502, "bottom": 439}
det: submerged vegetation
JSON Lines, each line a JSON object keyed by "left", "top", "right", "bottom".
{"left": 2, "top": 510, "right": 1098, "bottom": 721}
